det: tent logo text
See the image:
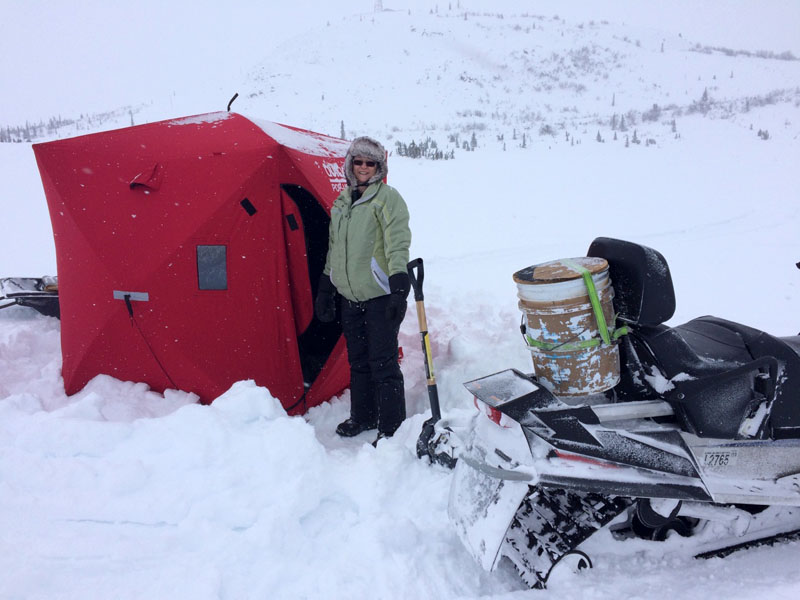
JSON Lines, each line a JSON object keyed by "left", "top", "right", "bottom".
{"left": 323, "top": 161, "right": 347, "bottom": 192}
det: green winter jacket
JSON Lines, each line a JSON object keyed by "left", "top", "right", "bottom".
{"left": 324, "top": 181, "right": 411, "bottom": 302}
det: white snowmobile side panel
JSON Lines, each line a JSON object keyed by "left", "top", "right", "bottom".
{"left": 448, "top": 454, "right": 531, "bottom": 571}
{"left": 683, "top": 434, "right": 800, "bottom": 505}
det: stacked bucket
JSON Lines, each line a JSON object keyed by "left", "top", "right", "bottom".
{"left": 513, "top": 257, "right": 623, "bottom": 398}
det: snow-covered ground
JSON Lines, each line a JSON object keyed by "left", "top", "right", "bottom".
{"left": 1, "top": 1, "right": 799, "bottom": 599}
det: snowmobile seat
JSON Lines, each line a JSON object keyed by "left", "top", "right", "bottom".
{"left": 633, "top": 321, "right": 749, "bottom": 381}
{"left": 629, "top": 317, "right": 786, "bottom": 439}
{"left": 686, "top": 317, "right": 800, "bottom": 436}
{"left": 623, "top": 322, "right": 762, "bottom": 438}
{"left": 673, "top": 317, "right": 757, "bottom": 365}
{"left": 641, "top": 316, "right": 800, "bottom": 438}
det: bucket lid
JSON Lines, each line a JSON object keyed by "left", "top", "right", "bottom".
{"left": 513, "top": 256, "right": 608, "bottom": 285}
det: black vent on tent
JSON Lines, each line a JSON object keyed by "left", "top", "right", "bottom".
{"left": 240, "top": 198, "right": 257, "bottom": 216}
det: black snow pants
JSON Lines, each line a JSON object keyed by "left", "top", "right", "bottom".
{"left": 340, "top": 295, "right": 406, "bottom": 435}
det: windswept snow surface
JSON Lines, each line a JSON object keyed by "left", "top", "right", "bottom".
{"left": 2, "top": 1, "right": 800, "bottom": 599}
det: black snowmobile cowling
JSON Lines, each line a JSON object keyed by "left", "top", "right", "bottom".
{"left": 448, "top": 237, "right": 800, "bottom": 589}
{"left": 0, "top": 276, "right": 59, "bottom": 318}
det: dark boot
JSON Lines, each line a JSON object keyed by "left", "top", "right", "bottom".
{"left": 336, "top": 418, "right": 378, "bottom": 437}
{"left": 371, "top": 430, "right": 393, "bottom": 447}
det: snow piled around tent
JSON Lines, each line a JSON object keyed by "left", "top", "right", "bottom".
{"left": 4, "top": 302, "right": 800, "bottom": 600}
{"left": 0, "top": 329, "right": 503, "bottom": 598}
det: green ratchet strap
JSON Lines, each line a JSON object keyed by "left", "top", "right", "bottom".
{"left": 524, "top": 325, "right": 628, "bottom": 353}
{"left": 562, "top": 258, "right": 611, "bottom": 344}
{"left": 521, "top": 258, "right": 629, "bottom": 353}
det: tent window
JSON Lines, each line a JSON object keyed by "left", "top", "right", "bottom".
{"left": 197, "top": 245, "right": 227, "bottom": 290}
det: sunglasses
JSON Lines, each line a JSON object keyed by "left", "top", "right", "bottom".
{"left": 353, "top": 160, "right": 376, "bottom": 167}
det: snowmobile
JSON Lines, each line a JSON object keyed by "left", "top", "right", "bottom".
{"left": 0, "top": 276, "right": 59, "bottom": 318}
{"left": 438, "top": 237, "right": 800, "bottom": 589}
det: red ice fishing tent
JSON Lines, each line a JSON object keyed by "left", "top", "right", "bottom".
{"left": 33, "top": 111, "right": 351, "bottom": 414}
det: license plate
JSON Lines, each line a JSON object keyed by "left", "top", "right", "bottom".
{"left": 702, "top": 450, "right": 737, "bottom": 468}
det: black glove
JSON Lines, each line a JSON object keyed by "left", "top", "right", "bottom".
{"left": 315, "top": 274, "right": 337, "bottom": 323}
{"left": 385, "top": 272, "right": 410, "bottom": 323}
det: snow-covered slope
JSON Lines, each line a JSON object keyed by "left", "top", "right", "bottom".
{"left": 1, "top": 2, "right": 800, "bottom": 599}
{"left": 238, "top": 7, "right": 800, "bottom": 150}
{"left": 5, "top": 2, "right": 799, "bottom": 152}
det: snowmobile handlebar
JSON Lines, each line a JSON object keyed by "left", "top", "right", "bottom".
{"left": 408, "top": 258, "right": 425, "bottom": 302}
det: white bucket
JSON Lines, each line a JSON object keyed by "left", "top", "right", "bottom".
{"left": 513, "top": 257, "right": 620, "bottom": 397}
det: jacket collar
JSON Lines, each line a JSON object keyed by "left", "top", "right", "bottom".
{"left": 349, "top": 181, "right": 381, "bottom": 207}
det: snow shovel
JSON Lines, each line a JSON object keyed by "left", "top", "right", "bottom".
{"left": 408, "top": 258, "right": 457, "bottom": 468}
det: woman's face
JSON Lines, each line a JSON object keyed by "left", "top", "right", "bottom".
{"left": 352, "top": 156, "right": 377, "bottom": 185}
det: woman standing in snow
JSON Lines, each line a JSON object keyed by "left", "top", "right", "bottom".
{"left": 314, "top": 136, "right": 411, "bottom": 444}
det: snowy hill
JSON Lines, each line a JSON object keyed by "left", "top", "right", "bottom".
{"left": 237, "top": 7, "right": 800, "bottom": 151}
{"left": 2, "top": 1, "right": 800, "bottom": 599}
{"left": 5, "top": 3, "right": 799, "bottom": 151}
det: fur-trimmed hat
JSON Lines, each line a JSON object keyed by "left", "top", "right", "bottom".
{"left": 344, "top": 136, "right": 388, "bottom": 187}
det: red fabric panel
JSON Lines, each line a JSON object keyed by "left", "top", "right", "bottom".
{"left": 301, "top": 336, "right": 350, "bottom": 414}
{"left": 281, "top": 191, "right": 313, "bottom": 336}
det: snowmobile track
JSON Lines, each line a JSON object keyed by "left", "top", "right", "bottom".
{"left": 501, "top": 486, "right": 632, "bottom": 589}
